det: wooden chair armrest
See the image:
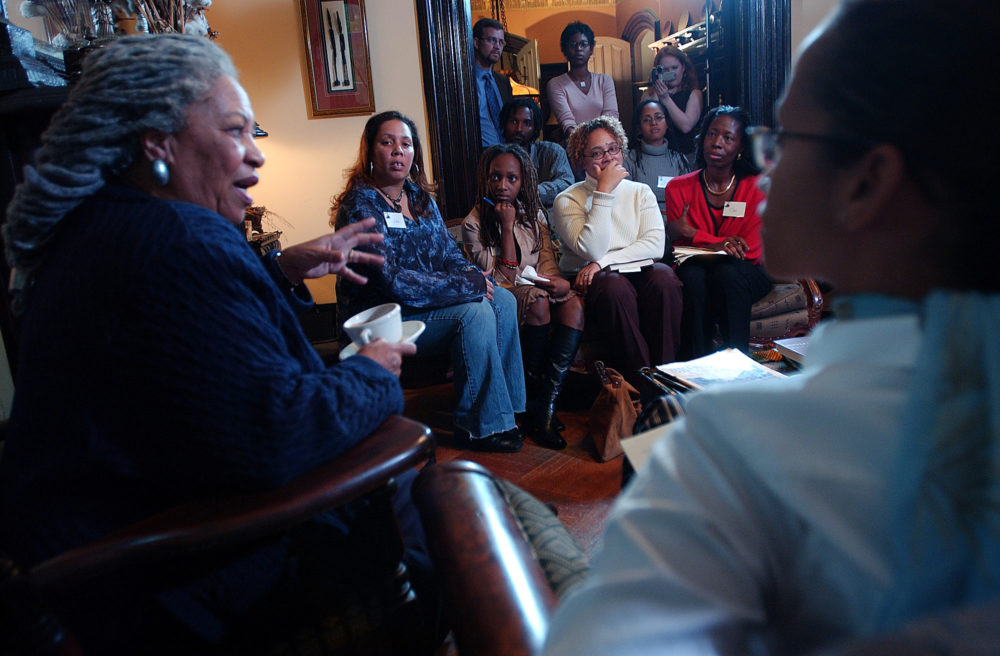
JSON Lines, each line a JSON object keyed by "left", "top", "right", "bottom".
{"left": 29, "top": 416, "right": 434, "bottom": 592}
{"left": 802, "top": 278, "right": 825, "bottom": 325}
{"left": 413, "top": 460, "right": 557, "bottom": 656}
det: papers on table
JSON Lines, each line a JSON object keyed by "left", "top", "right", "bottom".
{"left": 657, "top": 348, "right": 786, "bottom": 390}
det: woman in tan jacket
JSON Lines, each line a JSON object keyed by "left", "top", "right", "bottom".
{"left": 463, "top": 144, "right": 584, "bottom": 449}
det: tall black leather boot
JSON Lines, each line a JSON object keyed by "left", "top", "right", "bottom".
{"left": 519, "top": 323, "right": 549, "bottom": 400}
{"left": 527, "top": 324, "right": 583, "bottom": 450}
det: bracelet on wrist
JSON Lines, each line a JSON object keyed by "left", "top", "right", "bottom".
{"left": 498, "top": 257, "right": 518, "bottom": 269}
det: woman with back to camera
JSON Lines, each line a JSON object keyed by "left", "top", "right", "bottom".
{"left": 333, "top": 111, "right": 526, "bottom": 453}
{"left": 665, "top": 105, "right": 771, "bottom": 357}
{"left": 462, "top": 144, "right": 584, "bottom": 450}
{"left": 544, "top": 0, "right": 1000, "bottom": 653}
{"left": 552, "top": 116, "right": 682, "bottom": 388}
{"left": 0, "top": 35, "right": 431, "bottom": 653}
{"left": 546, "top": 21, "right": 619, "bottom": 140}
{"left": 624, "top": 98, "right": 691, "bottom": 216}
{"left": 641, "top": 46, "right": 704, "bottom": 163}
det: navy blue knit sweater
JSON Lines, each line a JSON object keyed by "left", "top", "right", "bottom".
{"left": 0, "top": 183, "right": 404, "bottom": 644}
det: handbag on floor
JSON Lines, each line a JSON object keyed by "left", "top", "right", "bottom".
{"left": 586, "top": 361, "right": 640, "bottom": 462}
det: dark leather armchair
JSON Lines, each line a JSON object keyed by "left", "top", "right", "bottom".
{"left": 414, "top": 460, "right": 590, "bottom": 656}
{"left": 0, "top": 416, "right": 434, "bottom": 655}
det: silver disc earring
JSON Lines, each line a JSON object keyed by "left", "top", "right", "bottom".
{"left": 151, "top": 158, "right": 170, "bottom": 186}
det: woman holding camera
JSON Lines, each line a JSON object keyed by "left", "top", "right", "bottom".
{"left": 641, "top": 46, "right": 703, "bottom": 163}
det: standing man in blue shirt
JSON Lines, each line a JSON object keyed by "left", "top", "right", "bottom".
{"left": 473, "top": 18, "right": 513, "bottom": 149}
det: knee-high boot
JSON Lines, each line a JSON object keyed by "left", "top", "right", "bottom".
{"left": 527, "top": 324, "right": 583, "bottom": 450}
{"left": 519, "top": 323, "right": 549, "bottom": 399}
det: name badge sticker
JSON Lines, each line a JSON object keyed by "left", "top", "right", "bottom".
{"left": 384, "top": 211, "right": 407, "bottom": 229}
{"left": 657, "top": 175, "right": 672, "bottom": 188}
{"left": 722, "top": 201, "right": 746, "bottom": 218}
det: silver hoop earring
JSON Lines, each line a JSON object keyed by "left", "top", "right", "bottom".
{"left": 151, "top": 158, "right": 169, "bottom": 186}
{"left": 412, "top": 162, "right": 420, "bottom": 176}
{"left": 369, "top": 162, "right": 373, "bottom": 175}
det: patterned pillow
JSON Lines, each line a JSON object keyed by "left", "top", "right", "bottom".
{"left": 495, "top": 479, "right": 590, "bottom": 599}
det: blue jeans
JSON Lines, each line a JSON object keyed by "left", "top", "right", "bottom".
{"left": 405, "top": 287, "right": 525, "bottom": 438}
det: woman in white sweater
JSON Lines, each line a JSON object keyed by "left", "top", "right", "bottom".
{"left": 552, "top": 116, "right": 682, "bottom": 385}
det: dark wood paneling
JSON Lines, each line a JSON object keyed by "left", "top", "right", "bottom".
{"left": 714, "top": 0, "right": 791, "bottom": 127}
{"left": 413, "top": 0, "right": 479, "bottom": 221}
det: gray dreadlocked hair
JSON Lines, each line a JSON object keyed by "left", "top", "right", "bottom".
{"left": 2, "top": 33, "right": 237, "bottom": 314}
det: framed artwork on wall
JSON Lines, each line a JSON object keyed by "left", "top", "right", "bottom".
{"left": 299, "top": 0, "right": 375, "bottom": 117}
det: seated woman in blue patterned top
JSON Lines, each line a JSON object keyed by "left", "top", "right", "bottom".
{"left": 333, "top": 111, "right": 526, "bottom": 453}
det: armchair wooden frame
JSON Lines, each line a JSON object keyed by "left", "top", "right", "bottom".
{"left": 414, "top": 460, "right": 558, "bottom": 656}
{"left": 1, "top": 416, "right": 434, "bottom": 654}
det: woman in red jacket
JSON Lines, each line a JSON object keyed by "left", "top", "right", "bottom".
{"left": 664, "top": 105, "right": 771, "bottom": 358}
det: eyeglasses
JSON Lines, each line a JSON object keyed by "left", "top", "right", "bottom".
{"left": 478, "top": 36, "right": 505, "bottom": 47}
{"left": 567, "top": 40, "right": 591, "bottom": 50}
{"left": 640, "top": 113, "right": 666, "bottom": 124}
{"left": 584, "top": 143, "right": 621, "bottom": 160}
{"left": 747, "top": 126, "right": 872, "bottom": 169}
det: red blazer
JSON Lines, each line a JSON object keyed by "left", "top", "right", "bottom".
{"left": 664, "top": 170, "right": 765, "bottom": 264}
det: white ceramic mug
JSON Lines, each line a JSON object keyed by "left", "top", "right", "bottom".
{"left": 342, "top": 303, "right": 402, "bottom": 346}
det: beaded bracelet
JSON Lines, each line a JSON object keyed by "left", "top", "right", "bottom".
{"left": 497, "top": 257, "right": 518, "bottom": 269}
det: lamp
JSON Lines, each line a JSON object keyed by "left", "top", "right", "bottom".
{"left": 253, "top": 122, "right": 268, "bottom": 138}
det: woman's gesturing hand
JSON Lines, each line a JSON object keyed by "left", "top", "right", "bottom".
{"left": 277, "top": 217, "right": 385, "bottom": 286}
{"left": 666, "top": 203, "right": 697, "bottom": 242}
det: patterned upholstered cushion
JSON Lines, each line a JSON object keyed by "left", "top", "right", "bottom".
{"left": 495, "top": 479, "right": 591, "bottom": 599}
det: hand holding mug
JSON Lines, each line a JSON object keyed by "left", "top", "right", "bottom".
{"left": 358, "top": 339, "right": 417, "bottom": 377}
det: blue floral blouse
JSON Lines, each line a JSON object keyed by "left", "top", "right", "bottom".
{"left": 335, "top": 180, "right": 486, "bottom": 321}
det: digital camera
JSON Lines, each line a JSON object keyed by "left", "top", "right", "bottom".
{"left": 651, "top": 65, "right": 677, "bottom": 83}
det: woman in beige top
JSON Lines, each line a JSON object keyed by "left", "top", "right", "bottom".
{"left": 463, "top": 144, "right": 584, "bottom": 450}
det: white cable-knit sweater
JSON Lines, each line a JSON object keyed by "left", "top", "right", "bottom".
{"left": 551, "top": 175, "right": 665, "bottom": 273}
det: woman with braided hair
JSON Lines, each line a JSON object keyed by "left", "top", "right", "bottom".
{"left": 0, "top": 35, "right": 439, "bottom": 652}
{"left": 462, "top": 144, "right": 583, "bottom": 449}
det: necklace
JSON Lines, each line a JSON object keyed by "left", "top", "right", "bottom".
{"left": 379, "top": 185, "right": 404, "bottom": 212}
{"left": 702, "top": 171, "right": 736, "bottom": 196}
{"left": 572, "top": 72, "right": 590, "bottom": 88}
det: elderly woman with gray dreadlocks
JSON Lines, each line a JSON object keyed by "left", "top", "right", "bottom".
{"left": 0, "top": 35, "right": 440, "bottom": 652}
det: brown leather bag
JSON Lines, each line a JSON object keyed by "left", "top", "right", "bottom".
{"left": 586, "top": 361, "right": 640, "bottom": 462}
